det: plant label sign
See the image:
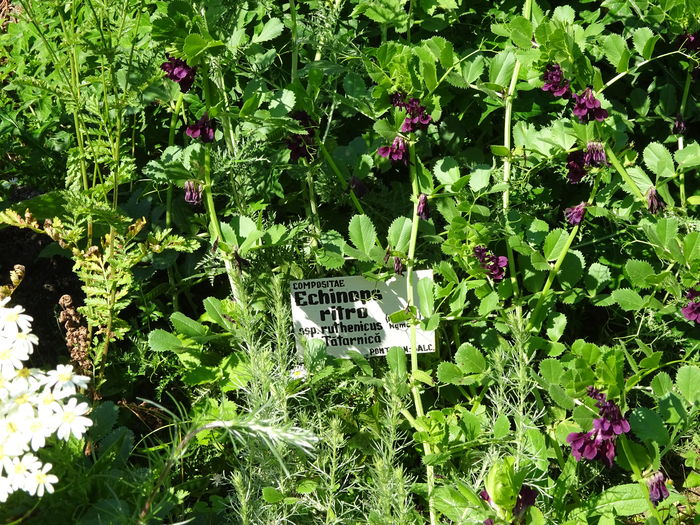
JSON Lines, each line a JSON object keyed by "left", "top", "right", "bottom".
{"left": 290, "top": 271, "right": 435, "bottom": 357}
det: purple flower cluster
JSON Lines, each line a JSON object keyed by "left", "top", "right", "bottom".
{"left": 564, "top": 202, "right": 587, "bottom": 225}
{"left": 378, "top": 136, "right": 408, "bottom": 164}
{"left": 566, "top": 151, "right": 587, "bottom": 184}
{"left": 391, "top": 92, "right": 432, "bottom": 133}
{"left": 584, "top": 142, "right": 607, "bottom": 167}
{"left": 673, "top": 115, "right": 687, "bottom": 135}
{"left": 286, "top": 111, "right": 317, "bottom": 162}
{"left": 480, "top": 485, "right": 537, "bottom": 524}
{"left": 183, "top": 180, "right": 203, "bottom": 205}
{"left": 572, "top": 87, "right": 609, "bottom": 123}
{"left": 541, "top": 64, "right": 571, "bottom": 98}
{"left": 186, "top": 113, "right": 215, "bottom": 143}
{"left": 647, "top": 472, "right": 670, "bottom": 506}
{"left": 473, "top": 246, "right": 508, "bottom": 281}
{"left": 393, "top": 256, "right": 405, "bottom": 276}
{"left": 417, "top": 193, "right": 430, "bottom": 220}
{"left": 646, "top": 187, "right": 665, "bottom": 215}
{"left": 160, "top": 55, "right": 196, "bottom": 93}
{"left": 567, "top": 387, "right": 630, "bottom": 468}
{"left": 682, "top": 286, "right": 700, "bottom": 324}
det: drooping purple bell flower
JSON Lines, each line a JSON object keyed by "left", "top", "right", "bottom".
{"left": 161, "top": 55, "right": 196, "bottom": 93}
{"left": 393, "top": 256, "right": 405, "bottom": 276}
{"left": 564, "top": 202, "right": 587, "bottom": 225}
{"left": 541, "top": 64, "right": 571, "bottom": 98}
{"left": 390, "top": 92, "right": 432, "bottom": 133}
{"left": 673, "top": 115, "right": 687, "bottom": 135}
{"left": 646, "top": 187, "right": 665, "bottom": 215}
{"left": 473, "top": 245, "right": 508, "bottom": 281}
{"left": 186, "top": 113, "right": 215, "bottom": 142}
{"left": 378, "top": 136, "right": 408, "bottom": 165}
{"left": 572, "top": 88, "right": 609, "bottom": 123}
{"left": 647, "top": 472, "right": 670, "bottom": 506}
{"left": 417, "top": 193, "right": 430, "bottom": 220}
{"left": 184, "top": 180, "right": 203, "bottom": 205}
{"left": 584, "top": 142, "right": 607, "bottom": 167}
{"left": 566, "top": 150, "right": 587, "bottom": 184}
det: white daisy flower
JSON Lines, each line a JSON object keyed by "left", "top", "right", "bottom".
{"left": 27, "top": 416, "right": 54, "bottom": 451}
{"left": 33, "top": 387, "right": 62, "bottom": 419}
{"left": 53, "top": 398, "right": 93, "bottom": 441}
{"left": 0, "top": 475, "right": 11, "bottom": 503}
{"left": 3, "top": 453, "right": 40, "bottom": 490}
{"left": 12, "top": 330, "right": 38, "bottom": 356}
{"left": 0, "top": 415, "right": 30, "bottom": 456}
{"left": 289, "top": 365, "right": 308, "bottom": 381}
{"left": 43, "top": 364, "right": 91, "bottom": 397}
{"left": 24, "top": 462, "right": 58, "bottom": 497}
{"left": 0, "top": 336, "right": 25, "bottom": 375}
{"left": 0, "top": 299, "right": 33, "bottom": 337}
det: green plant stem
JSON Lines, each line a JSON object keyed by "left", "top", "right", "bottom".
{"left": 677, "top": 71, "right": 692, "bottom": 208}
{"left": 606, "top": 146, "right": 646, "bottom": 202}
{"left": 618, "top": 435, "right": 664, "bottom": 523}
{"left": 406, "top": 141, "right": 437, "bottom": 525}
{"left": 527, "top": 174, "right": 601, "bottom": 331}
{"left": 290, "top": 0, "right": 298, "bottom": 83}
{"left": 598, "top": 50, "right": 683, "bottom": 95}
{"left": 319, "top": 143, "right": 366, "bottom": 215}
{"left": 166, "top": 93, "right": 185, "bottom": 311}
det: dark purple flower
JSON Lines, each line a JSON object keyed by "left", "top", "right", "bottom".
{"left": 349, "top": 176, "right": 368, "bottom": 198}
{"left": 378, "top": 136, "right": 408, "bottom": 164}
{"left": 584, "top": 142, "right": 607, "bottom": 167}
{"left": 393, "top": 256, "right": 405, "bottom": 276}
{"left": 390, "top": 91, "right": 407, "bottom": 108}
{"left": 391, "top": 93, "right": 432, "bottom": 133}
{"left": 184, "top": 180, "right": 203, "bottom": 205}
{"left": 186, "top": 113, "right": 215, "bottom": 143}
{"left": 566, "top": 151, "right": 587, "bottom": 184}
{"left": 593, "top": 404, "right": 631, "bottom": 439}
{"left": 646, "top": 187, "right": 665, "bottom": 215}
{"left": 483, "top": 520, "right": 494, "bottom": 525}
{"left": 647, "top": 472, "right": 670, "bottom": 505}
{"left": 572, "top": 88, "right": 609, "bottom": 123}
{"left": 564, "top": 202, "right": 587, "bottom": 225}
{"left": 541, "top": 64, "right": 571, "bottom": 98}
{"left": 161, "top": 55, "right": 196, "bottom": 93}
{"left": 673, "top": 115, "right": 687, "bottom": 135}
{"left": 686, "top": 286, "right": 700, "bottom": 300}
{"left": 286, "top": 111, "right": 317, "bottom": 162}
{"left": 417, "top": 193, "right": 430, "bottom": 220}
{"left": 473, "top": 245, "right": 508, "bottom": 281}
{"left": 682, "top": 300, "right": 700, "bottom": 323}
{"left": 513, "top": 485, "right": 537, "bottom": 518}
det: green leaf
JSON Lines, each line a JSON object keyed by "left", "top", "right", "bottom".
{"left": 348, "top": 214, "right": 377, "bottom": 258}
{"left": 387, "top": 346, "right": 407, "bottom": 379}
{"left": 262, "top": 487, "right": 285, "bottom": 503}
{"left": 478, "top": 291, "right": 499, "bottom": 316}
{"left": 417, "top": 277, "right": 435, "bottom": 318}
{"left": 590, "top": 484, "right": 648, "bottom": 516}
{"left": 460, "top": 56, "right": 484, "bottom": 84}
{"left": 629, "top": 407, "right": 669, "bottom": 445}
{"left": 437, "top": 362, "right": 464, "bottom": 384}
{"left": 603, "top": 33, "right": 630, "bottom": 72}
{"left": 269, "top": 89, "right": 295, "bottom": 117}
{"left": 433, "top": 485, "right": 481, "bottom": 522}
{"left": 170, "top": 312, "right": 207, "bottom": 337}
{"left": 148, "top": 329, "right": 184, "bottom": 352}
{"left": 612, "top": 288, "right": 644, "bottom": 311}
{"left": 675, "top": 142, "right": 700, "bottom": 170}
{"left": 651, "top": 372, "right": 673, "bottom": 398}
{"left": 643, "top": 142, "right": 675, "bottom": 178}
{"left": 183, "top": 34, "right": 210, "bottom": 61}
{"left": 626, "top": 166, "right": 653, "bottom": 195}
{"left": 509, "top": 16, "right": 533, "bottom": 49}
{"left": 624, "top": 259, "right": 655, "bottom": 289}
{"left": 415, "top": 46, "right": 438, "bottom": 92}
{"left": 685, "top": 471, "right": 700, "bottom": 488}
{"left": 252, "top": 18, "right": 284, "bottom": 43}
{"left": 387, "top": 217, "right": 412, "bottom": 253}
{"left": 684, "top": 232, "right": 700, "bottom": 262}
{"left": 488, "top": 50, "right": 516, "bottom": 90}
{"left": 317, "top": 229, "right": 345, "bottom": 269}
{"left": 203, "top": 297, "right": 233, "bottom": 331}
{"left": 493, "top": 415, "right": 510, "bottom": 439}
{"left": 632, "top": 27, "right": 658, "bottom": 59}
{"left": 545, "top": 312, "right": 567, "bottom": 342}
{"left": 455, "top": 343, "right": 486, "bottom": 374}
{"left": 676, "top": 365, "right": 700, "bottom": 404}
{"left": 296, "top": 480, "right": 318, "bottom": 494}
{"left": 468, "top": 167, "right": 491, "bottom": 192}
{"left": 433, "top": 157, "right": 460, "bottom": 189}
{"left": 543, "top": 228, "right": 569, "bottom": 261}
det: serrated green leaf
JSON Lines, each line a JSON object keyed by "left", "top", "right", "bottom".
{"left": 387, "top": 217, "right": 412, "bottom": 253}
{"left": 348, "top": 214, "right": 376, "bottom": 258}
{"left": 269, "top": 89, "right": 295, "bottom": 117}
{"left": 433, "top": 157, "right": 460, "bottom": 189}
{"left": 632, "top": 27, "right": 655, "bottom": 58}
{"left": 539, "top": 358, "right": 564, "bottom": 384}
{"left": 455, "top": 343, "right": 486, "bottom": 374}
{"left": 643, "top": 142, "right": 675, "bottom": 178}
{"left": 252, "top": 18, "right": 284, "bottom": 43}
{"left": 590, "top": 484, "right": 647, "bottom": 516}
{"left": 262, "top": 486, "right": 285, "bottom": 503}
{"left": 468, "top": 167, "right": 491, "bottom": 192}
{"left": 675, "top": 142, "right": 700, "bottom": 170}
{"left": 510, "top": 16, "right": 533, "bottom": 49}
{"left": 545, "top": 312, "right": 567, "bottom": 342}
{"left": 478, "top": 291, "right": 499, "bottom": 316}
{"left": 417, "top": 277, "right": 435, "bottom": 318}
{"left": 676, "top": 365, "right": 700, "bottom": 404}
{"left": 493, "top": 415, "right": 510, "bottom": 439}
{"left": 603, "top": 33, "right": 630, "bottom": 72}
{"left": 460, "top": 56, "right": 484, "bottom": 84}
{"left": 170, "top": 312, "right": 207, "bottom": 337}
{"left": 612, "top": 288, "right": 644, "bottom": 311}
{"left": 684, "top": 232, "right": 700, "bottom": 261}
{"left": 317, "top": 229, "right": 345, "bottom": 269}
{"left": 437, "top": 362, "right": 464, "bottom": 384}
{"left": 543, "top": 228, "right": 569, "bottom": 261}
{"left": 148, "top": 329, "right": 183, "bottom": 352}
{"left": 651, "top": 372, "right": 673, "bottom": 398}
{"left": 629, "top": 407, "right": 669, "bottom": 445}
{"left": 624, "top": 259, "right": 655, "bottom": 289}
